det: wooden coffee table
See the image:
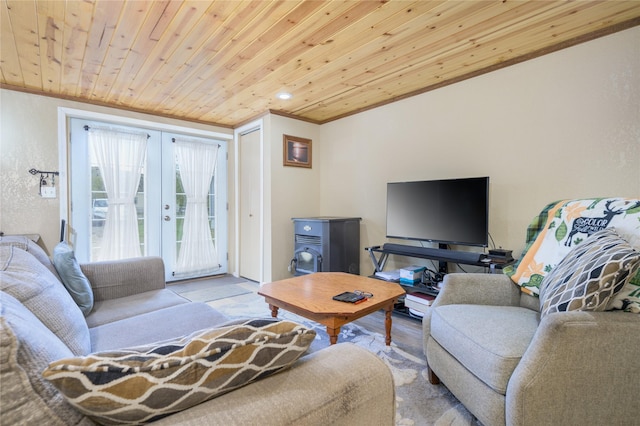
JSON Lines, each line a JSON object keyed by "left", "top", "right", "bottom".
{"left": 258, "top": 272, "right": 405, "bottom": 345}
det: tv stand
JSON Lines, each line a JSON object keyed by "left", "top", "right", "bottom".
{"left": 365, "top": 243, "right": 514, "bottom": 320}
{"left": 367, "top": 243, "right": 490, "bottom": 275}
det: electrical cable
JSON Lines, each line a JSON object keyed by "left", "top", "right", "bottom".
{"left": 488, "top": 232, "right": 496, "bottom": 249}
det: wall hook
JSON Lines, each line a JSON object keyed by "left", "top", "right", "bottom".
{"left": 29, "top": 168, "right": 59, "bottom": 196}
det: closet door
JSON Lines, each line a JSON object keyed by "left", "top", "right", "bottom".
{"left": 239, "top": 128, "right": 261, "bottom": 282}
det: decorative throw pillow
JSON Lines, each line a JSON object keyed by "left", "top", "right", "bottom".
{"left": 539, "top": 228, "right": 640, "bottom": 318}
{"left": 504, "top": 198, "right": 640, "bottom": 298}
{"left": 606, "top": 280, "right": 640, "bottom": 313}
{"left": 52, "top": 242, "right": 94, "bottom": 316}
{"left": 606, "top": 232, "right": 640, "bottom": 312}
{"left": 43, "top": 318, "right": 315, "bottom": 424}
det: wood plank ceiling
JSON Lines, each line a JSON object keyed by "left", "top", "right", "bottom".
{"left": 2, "top": 1, "right": 639, "bottom": 128}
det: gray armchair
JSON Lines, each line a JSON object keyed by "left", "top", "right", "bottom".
{"left": 422, "top": 273, "right": 639, "bottom": 426}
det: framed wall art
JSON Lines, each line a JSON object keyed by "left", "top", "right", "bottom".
{"left": 283, "top": 134, "right": 312, "bottom": 168}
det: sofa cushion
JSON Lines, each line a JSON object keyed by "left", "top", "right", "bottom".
{"left": 85, "top": 289, "right": 189, "bottom": 328}
{"left": 0, "top": 246, "right": 91, "bottom": 355}
{"left": 0, "top": 292, "right": 90, "bottom": 425}
{"left": 44, "top": 318, "right": 316, "bottom": 425}
{"left": 80, "top": 256, "right": 167, "bottom": 302}
{"left": 539, "top": 228, "right": 640, "bottom": 318}
{"left": 89, "top": 301, "right": 229, "bottom": 352}
{"left": 430, "top": 304, "right": 539, "bottom": 394}
{"left": 52, "top": 242, "right": 94, "bottom": 316}
{"left": 504, "top": 198, "right": 640, "bottom": 301}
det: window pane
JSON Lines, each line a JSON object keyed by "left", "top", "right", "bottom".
{"left": 90, "top": 165, "right": 146, "bottom": 261}
{"left": 174, "top": 164, "right": 217, "bottom": 265}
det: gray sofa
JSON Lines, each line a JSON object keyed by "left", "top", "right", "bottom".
{"left": 1, "top": 237, "right": 395, "bottom": 425}
{"left": 422, "top": 273, "right": 639, "bottom": 426}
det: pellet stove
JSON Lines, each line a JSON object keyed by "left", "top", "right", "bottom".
{"left": 290, "top": 217, "right": 361, "bottom": 276}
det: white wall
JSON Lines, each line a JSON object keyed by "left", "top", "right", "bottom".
{"left": 265, "top": 115, "right": 321, "bottom": 281}
{"left": 318, "top": 26, "right": 640, "bottom": 276}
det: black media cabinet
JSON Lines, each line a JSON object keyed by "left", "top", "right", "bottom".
{"left": 365, "top": 243, "right": 515, "bottom": 319}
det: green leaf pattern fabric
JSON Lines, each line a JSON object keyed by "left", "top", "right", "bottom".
{"left": 504, "top": 198, "right": 640, "bottom": 312}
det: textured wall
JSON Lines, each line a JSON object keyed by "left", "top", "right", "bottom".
{"left": 0, "top": 90, "right": 61, "bottom": 253}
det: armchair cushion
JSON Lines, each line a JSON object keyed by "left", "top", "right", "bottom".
{"left": 44, "top": 318, "right": 315, "bottom": 424}
{"left": 430, "top": 304, "right": 539, "bottom": 394}
{"left": 504, "top": 198, "right": 640, "bottom": 302}
{"left": 539, "top": 228, "right": 640, "bottom": 317}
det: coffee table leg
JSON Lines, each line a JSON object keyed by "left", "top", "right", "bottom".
{"left": 384, "top": 304, "right": 393, "bottom": 346}
{"left": 269, "top": 304, "right": 279, "bottom": 318}
{"left": 327, "top": 327, "right": 340, "bottom": 345}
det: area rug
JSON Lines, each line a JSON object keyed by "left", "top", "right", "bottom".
{"left": 203, "top": 285, "right": 481, "bottom": 426}
{"left": 169, "top": 277, "right": 252, "bottom": 303}
{"left": 178, "top": 284, "right": 250, "bottom": 303}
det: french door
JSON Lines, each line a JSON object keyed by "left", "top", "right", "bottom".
{"left": 70, "top": 118, "right": 228, "bottom": 281}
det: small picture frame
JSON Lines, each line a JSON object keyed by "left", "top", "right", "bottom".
{"left": 283, "top": 134, "right": 312, "bottom": 168}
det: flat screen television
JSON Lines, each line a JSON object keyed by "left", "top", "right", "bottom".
{"left": 386, "top": 176, "right": 489, "bottom": 247}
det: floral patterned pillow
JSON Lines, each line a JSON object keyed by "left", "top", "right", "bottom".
{"left": 504, "top": 198, "right": 640, "bottom": 313}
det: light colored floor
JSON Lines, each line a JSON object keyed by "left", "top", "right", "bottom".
{"left": 169, "top": 275, "right": 425, "bottom": 359}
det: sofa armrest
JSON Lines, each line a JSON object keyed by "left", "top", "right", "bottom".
{"left": 507, "top": 311, "right": 640, "bottom": 426}
{"left": 80, "top": 257, "right": 166, "bottom": 302}
{"left": 423, "top": 273, "right": 521, "bottom": 355}
{"left": 153, "top": 343, "right": 396, "bottom": 426}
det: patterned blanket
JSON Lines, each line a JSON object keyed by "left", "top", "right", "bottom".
{"left": 504, "top": 198, "right": 640, "bottom": 311}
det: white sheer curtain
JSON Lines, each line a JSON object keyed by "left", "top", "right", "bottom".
{"left": 174, "top": 138, "right": 220, "bottom": 275}
{"left": 89, "top": 127, "right": 147, "bottom": 261}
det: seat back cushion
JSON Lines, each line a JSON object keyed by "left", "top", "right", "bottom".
{"left": 0, "top": 246, "right": 91, "bottom": 355}
{"left": 44, "top": 318, "right": 315, "bottom": 425}
{"left": 504, "top": 198, "right": 640, "bottom": 312}
{"left": 0, "top": 235, "right": 60, "bottom": 279}
{"left": 539, "top": 228, "right": 640, "bottom": 317}
{"left": 0, "top": 292, "right": 90, "bottom": 425}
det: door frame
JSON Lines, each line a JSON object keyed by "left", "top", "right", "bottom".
{"left": 57, "top": 107, "right": 233, "bottom": 256}
{"left": 234, "top": 119, "right": 264, "bottom": 283}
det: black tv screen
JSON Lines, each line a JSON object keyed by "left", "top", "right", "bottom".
{"left": 386, "top": 177, "right": 489, "bottom": 247}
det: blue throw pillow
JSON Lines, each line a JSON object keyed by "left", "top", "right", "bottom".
{"left": 52, "top": 242, "right": 94, "bottom": 316}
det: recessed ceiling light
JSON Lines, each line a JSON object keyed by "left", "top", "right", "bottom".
{"left": 277, "top": 92, "right": 292, "bottom": 100}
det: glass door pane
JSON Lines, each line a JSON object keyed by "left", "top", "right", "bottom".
{"left": 90, "top": 165, "right": 146, "bottom": 260}
{"left": 162, "top": 132, "right": 228, "bottom": 281}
